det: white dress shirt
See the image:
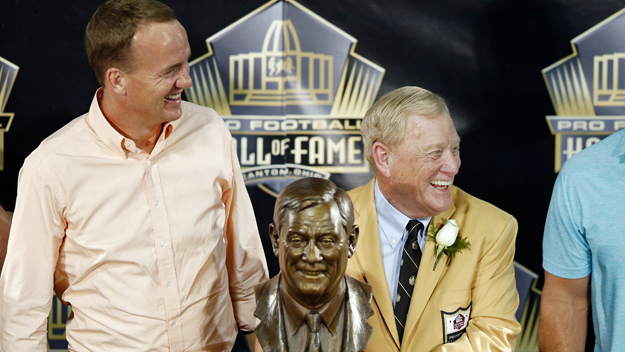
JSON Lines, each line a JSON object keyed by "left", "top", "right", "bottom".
{"left": 374, "top": 179, "right": 431, "bottom": 306}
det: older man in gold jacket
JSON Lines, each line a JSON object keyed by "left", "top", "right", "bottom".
{"left": 345, "top": 86, "right": 520, "bottom": 351}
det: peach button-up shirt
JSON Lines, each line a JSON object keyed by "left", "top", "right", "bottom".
{"left": 0, "top": 91, "right": 269, "bottom": 351}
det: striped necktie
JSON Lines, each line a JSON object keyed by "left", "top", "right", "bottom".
{"left": 394, "top": 219, "right": 423, "bottom": 344}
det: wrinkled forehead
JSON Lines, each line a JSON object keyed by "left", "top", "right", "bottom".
{"left": 405, "top": 113, "right": 459, "bottom": 139}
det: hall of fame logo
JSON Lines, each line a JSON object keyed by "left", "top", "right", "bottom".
{"left": 543, "top": 8, "right": 625, "bottom": 172}
{"left": 441, "top": 303, "right": 471, "bottom": 344}
{"left": 0, "top": 56, "right": 18, "bottom": 171}
{"left": 186, "top": 0, "right": 384, "bottom": 196}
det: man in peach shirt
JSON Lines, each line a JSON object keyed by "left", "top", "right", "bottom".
{"left": 0, "top": 0, "right": 268, "bottom": 351}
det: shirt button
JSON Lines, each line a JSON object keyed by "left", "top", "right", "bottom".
{"left": 170, "top": 319, "right": 176, "bottom": 327}
{"left": 124, "top": 140, "right": 131, "bottom": 148}
{"left": 154, "top": 199, "right": 160, "bottom": 207}
{"left": 147, "top": 160, "right": 152, "bottom": 166}
{"left": 166, "top": 280, "right": 172, "bottom": 287}
{"left": 391, "top": 239, "right": 396, "bottom": 245}
{"left": 161, "top": 240, "right": 166, "bottom": 247}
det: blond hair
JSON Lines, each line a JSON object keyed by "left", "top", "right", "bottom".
{"left": 361, "top": 86, "right": 449, "bottom": 170}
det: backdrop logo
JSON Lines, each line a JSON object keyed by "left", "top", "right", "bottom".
{"left": 543, "top": 8, "right": 625, "bottom": 172}
{"left": 186, "top": 0, "right": 384, "bottom": 196}
{"left": 0, "top": 56, "right": 18, "bottom": 171}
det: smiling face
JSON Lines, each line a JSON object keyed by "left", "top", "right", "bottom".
{"left": 378, "top": 113, "right": 461, "bottom": 219}
{"left": 122, "top": 20, "right": 192, "bottom": 126}
{"left": 271, "top": 200, "right": 357, "bottom": 308}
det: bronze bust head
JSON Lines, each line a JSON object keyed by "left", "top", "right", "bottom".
{"left": 254, "top": 178, "right": 373, "bottom": 352}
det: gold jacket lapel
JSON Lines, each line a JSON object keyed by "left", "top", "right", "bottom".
{"left": 350, "top": 178, "right": 402, "bottom": 348}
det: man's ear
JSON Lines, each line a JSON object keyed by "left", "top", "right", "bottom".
{"left": 347, "top": 224, "right": 359, "bottom": 258}
{"left": 372, "top": 142, "right": 392, "bottom": 178}
{"left": 105, "top": 67, "right": 127, "bottom": 96}
{"left": 269, "top": 223, "right": 280, "bottom": 257}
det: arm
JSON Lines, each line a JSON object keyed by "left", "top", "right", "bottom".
{"left": 0, "top": 167, "right": 65, "bottom": 351}
{"left": 539, "top": 271, "right": 589, "bottom": 352}
{"left": 0, "top": 204, "right": 12, "bottom": 273}
{"left": 540, "top": 166, "right": 591, "bottom": 352}
{"left": 244, "top": 331, "right": 263, "bottom": 352}
{"left": 222, "top": 138, "right": 269, "bottom": 332}
{"left": 435, "top": 216, "right": 521, "bottom": 351}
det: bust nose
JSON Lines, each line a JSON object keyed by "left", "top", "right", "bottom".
{"left": 302, "top": 240, "right": 322, "bottom": 263}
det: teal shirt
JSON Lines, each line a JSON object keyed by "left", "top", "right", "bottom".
{"left": 543, "top": 129, "right": 625, "bottom": 352}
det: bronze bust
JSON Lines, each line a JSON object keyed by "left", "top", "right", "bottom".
{"left": 254, "top": 178, "right": 373, "bottom": 352}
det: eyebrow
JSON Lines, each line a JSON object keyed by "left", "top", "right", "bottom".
{"left": 425, "top": 136, "right": 461, "bottom": 152}
{"left": 163, "top": 52, "right": 192, "bottom": 74}
{"left": 286, "top": 226, "right": 339, "bottom": 236}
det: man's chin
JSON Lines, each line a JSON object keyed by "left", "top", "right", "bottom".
{"left": 426, "top": 196, "right": 453, "bottom": 215}
{"left": 434, "top": 202, "right": 453, "bottom": 214}
{"left": 162, "top": 110, "right": 183, "bottom": 122}
{"left": 295, "top": 281, "right": 328, "bottom": 294}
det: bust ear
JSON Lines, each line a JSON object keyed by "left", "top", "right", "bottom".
{"left": 372, "top": 142, "right": 392, "bottom": 178}
{"left": 269, "top": 223, "right": 280, "bottom": 257}
{"left": 104, "top": 67, "right": 127, "bottom": 96}
{"left": 347, "top": 224, "right": 359, "bottom": 258}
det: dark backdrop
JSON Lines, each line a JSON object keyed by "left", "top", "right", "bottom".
{"left": 1, "top": 1, "right": 621, "bottom": 350}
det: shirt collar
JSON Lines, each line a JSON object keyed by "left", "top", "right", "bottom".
{"left": 85, "top": 89, "right": 177, "bottom": 159}
{"left": 280, "top": 275, "right": 346, "bottom": 336}
{"left": 375, "top": 179, "right": 432, "bottom": 244}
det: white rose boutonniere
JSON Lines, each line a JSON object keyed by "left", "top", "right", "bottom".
{"left": 427, "top": 219, "right": 471, "bottom": 270}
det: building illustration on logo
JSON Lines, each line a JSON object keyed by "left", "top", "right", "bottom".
{"left": 543, "top": 8, "right": 625, "bottom": 172}
{"left": 0, "top": 56, "right": 18, "bottom": 171}
{"left": 229, "top": 19, "right": 334, "bottom": 107}
{"left": 186, "top": 0, "right": 384, "bottom": 196}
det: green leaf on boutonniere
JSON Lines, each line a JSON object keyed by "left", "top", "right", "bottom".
{"left": 426, "top": 218, "right": 471, "bottom": 270}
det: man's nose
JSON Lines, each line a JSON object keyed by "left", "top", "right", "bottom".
{"left": 302, "top": 241, "right": 322, "bottom": 263}
{"left": 441, "top": 152, "right": 461, "bottom": 175}
{"left": 176, "top": 62, "right": 193, "bottom": 89}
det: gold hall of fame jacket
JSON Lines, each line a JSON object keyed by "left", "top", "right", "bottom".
{"left": 346, "top": 178, "right": 521, "bottom": 352}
